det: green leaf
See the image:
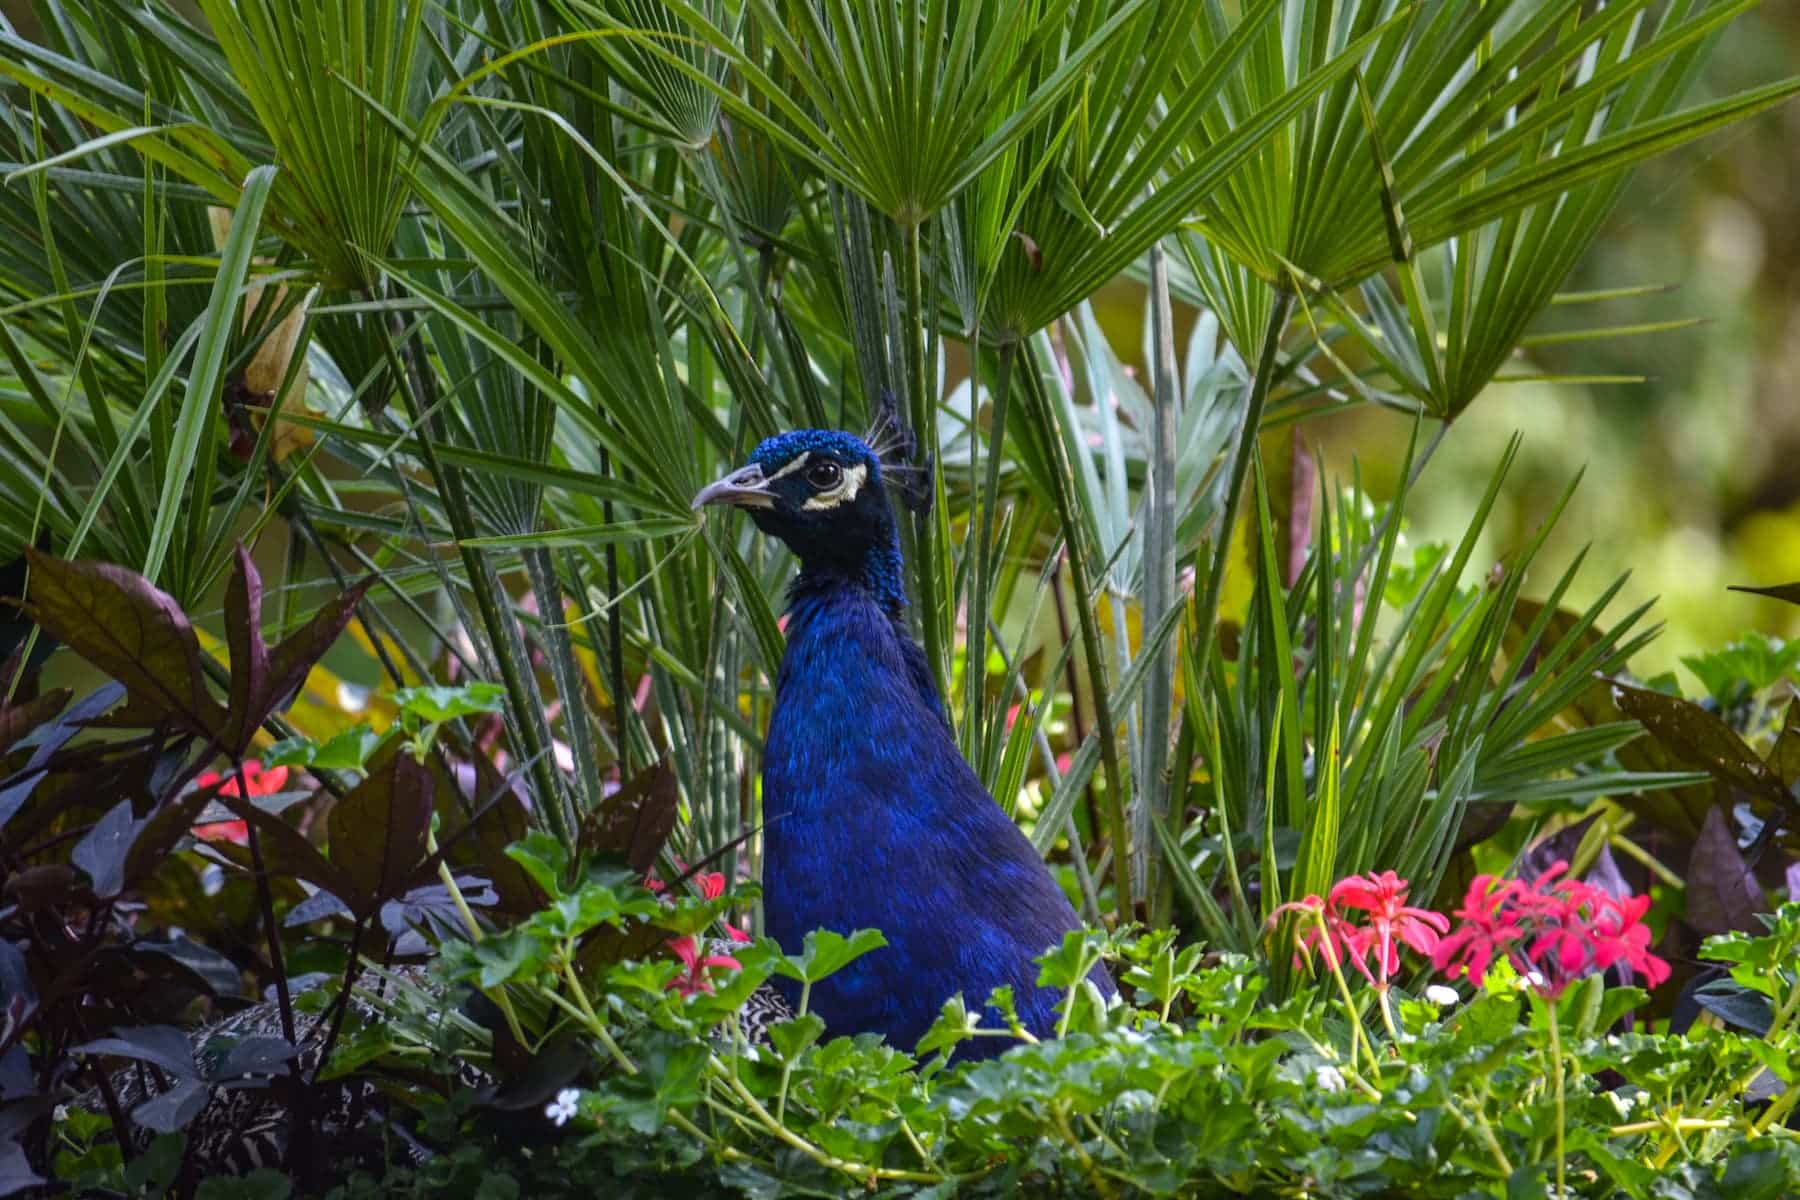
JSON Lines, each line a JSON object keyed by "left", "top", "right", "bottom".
{"left": 772, "top": 929, "right": 888, "bottom": 985}
{"left": 393, "top": 682, "right": 508, "bottom": 724}
{"left": 144, "top": 165, "right": 276, "bottom": 593}
{"left": 765, "top": 1012, "right": 827, "bottom": 1063}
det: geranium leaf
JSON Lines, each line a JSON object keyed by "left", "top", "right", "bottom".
{"left": 21, "top": 551, "right": 223, "bottom": 739}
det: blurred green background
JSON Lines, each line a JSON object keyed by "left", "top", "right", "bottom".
{"left": 1322, "top": 9, "right": 1800, "bottom": 682}
{"left": 1065, "top": 8, "right": 1800, "bottom": 685}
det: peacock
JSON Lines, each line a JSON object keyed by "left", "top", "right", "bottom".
{"left": 77, "top": 426, "right": 1112, "bottom": 1177}
{"left": 693, "top": 427, "right": 1115, "bottom": 1053}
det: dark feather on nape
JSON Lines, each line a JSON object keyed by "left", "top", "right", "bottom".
{"left": 865, "top": 388, "right": 932, "bottom": 515}
{"left": 886, "top": 455, "right": 934, "bottom": 516}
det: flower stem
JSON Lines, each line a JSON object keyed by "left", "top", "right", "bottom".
{"left": 1375, "top": 984, "right": 1402, "bottom": 1045}
{"left": 1547, "top": 998, "right": 1566, "bottom": 1198}
{"left": 1311, "top": 908, "right": 1376, "bottom": 1076}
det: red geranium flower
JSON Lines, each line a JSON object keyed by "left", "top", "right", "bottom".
{"left": 665, "top": 935, "right": 741, "bottom": 997}
{"left": 1429, "top": 874, "right": 1527, "bottom": 990}
{"left": 1327, "top": 870, "right": 1450, "bottom": 986}
{"left": 644, "top": 863, "right": 750, "bottom": 941}
{"left": 694, "top": 871, "right": 752, "bottom": 943}
{"left": 191, "top": 761, "right": 291, "bottom": 845}
{"left": 1270, "top": 893, "right": 1358, "bottom": 973}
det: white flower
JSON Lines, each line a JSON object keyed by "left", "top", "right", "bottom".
{"left": 1314, "top": 1065, "right": 1347, "bottom": 1094}
{"left": 1424, "top": 984, "right": 1460, "bottom": 1008}
{"left": 545, "top": 1088, "right": 580, "bottom": 1127}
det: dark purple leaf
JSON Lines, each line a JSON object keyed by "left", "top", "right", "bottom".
{"left": 21, "top": 551, "right": 224, "bottom": 738}
{"left": 132, "top": 936, "right": 243, "bottom": 999}
{"left": 1585, "top": 844, "right": 1633, "bottom": 901}
{"left": 1695, "top": 978, "right": 1774, "bottom": 1035}
{"left": 475, "top": 1030, "right": 587, "bottom": 1112}
{"left": 283, "top": 889, "right": 353, "bottom": 927}
{"left": 1770, "top": 699, "right": 1800, "bottom": 791}
{"left": 1611, "top": 680, "right": 1789, "bottom": 805}
{"left": 120, "top": 782, "right": 217, "bottom": 890}
{"left": 1687, "top": 805, "right": 1768, "bottom": 936}
{"left": 71, "top": 800, "right": 146, "bottom": 899}
{"left": 130, "top": 1078, "right": 210, "bottom": 1133}
{"left": 264, "top": 575, "right": 374, "bottom": 721}
{"left": 0, "top": 1102, "right": 48, "bottom": 1197}
{"left": 214, "top": 799, "right": 363, "bottom": 912}
{"left": 1728, "top": 581, "right": 1800, "bottom": 607}
{"left": 0, "top": 688, "right": 67, "bottom": 759}
{"left": 12, "top": 681, "right": 122, "bottom": 776}
{"left": 0, "top": 865, "right": 73, "bottom": 914}
{"left": 382, "top": 876, "right": 495, "bottom": 954}
{"left": 222, "top": 546, "right": 271, "bottom": 754}
{"left": 579, "top": 758, "right": 678, "bottom": 874}
{"left": 75, "top": 1024, "right": 199, "bottom": 1080}
{"left": 328, "top": 742, "right": 433, "bottom": 914}
{"left": 212, "top": 1036, "right": 296, "bottom": 1082}
{"left": 0, "top": 945, "right": 32, "bottom": 1048}
{"left": 0, "top": 1048, "right": 29, "bottom": 1102}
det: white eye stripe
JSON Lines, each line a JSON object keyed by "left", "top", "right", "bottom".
{"left": 762, "top": 451, "right": 811, "bottom": 483}
{"left": 801, "top": 462, "right": 868, "bottom": 510}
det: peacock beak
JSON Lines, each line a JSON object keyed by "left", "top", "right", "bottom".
{"left": 691, "top": 463, "right": 775, "bottom": 511}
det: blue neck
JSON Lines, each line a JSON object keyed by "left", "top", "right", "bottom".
{"left": 791, "top": 535, "right": 906, "bottom": 620}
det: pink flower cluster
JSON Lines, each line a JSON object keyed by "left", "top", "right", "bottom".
{"left": 1432, "top": 862, "right": 1670, "bottom": 998}
{"left": 1278, "top": 861, "right": 1670, "bottom": 1001}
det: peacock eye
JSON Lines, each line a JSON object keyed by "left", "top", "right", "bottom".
{"left": 806, "top": 460, "right": 843, "bottom": 490}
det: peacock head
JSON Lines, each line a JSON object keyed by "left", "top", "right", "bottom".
{"left": 693, "top": 430, "right": 906, "bottom": 608}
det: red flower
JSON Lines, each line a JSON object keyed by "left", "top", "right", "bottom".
{"left": 644, "top": 864, "right": 749, "bottom": 941}
{"left": 191, "top": 761, "right": 291, "bottom": 845}
{"left": 665, "top": 935, "right": 740, "bottom": 997}
{"left": 1327, "top": 871, "right": 1450, "bottom": 986}
{"left": 1270, "top": 894, "right": 1358, "bottom": 973}
{"left": 1431, "top": 874, "right": 1528, "bottom": 989}
{"left": 694, "top": 871, "right": 752, "bottom": 943}
{"left": 1431, "top": 862, "right": 1670, "bottom": 998}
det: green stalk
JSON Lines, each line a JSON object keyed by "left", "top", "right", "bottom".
{"left": 1548, "top": 997, "right": 1567, "bottom": 1198}
{"left": 963, "top": 344, "right": 1014, "bottom": 751}
{"left": 524, "top": 547, "right": 605, "bottom": 817}
{"left": 1022, "top": 349, "right": 1132, "bottom": 923}
{"left": 1192, "top": 290, "right": 1294, "bottom": 689}
{"left": 376, "top": 310, "right": 574, "bottom": 852}
{"left": 901, "top": 219, "right": 949, "bottom": 706}
{"left": 1140, "top": 247, "right": 1179, "bottom": 920}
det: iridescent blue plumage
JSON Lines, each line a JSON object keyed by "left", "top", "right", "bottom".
{"left": 694, "top": 430, "right": 1114, "bottom": 1057}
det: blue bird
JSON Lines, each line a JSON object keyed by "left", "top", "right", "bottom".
{"left": 694, "top": 429, "right": 1115, "bottom": 1058}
